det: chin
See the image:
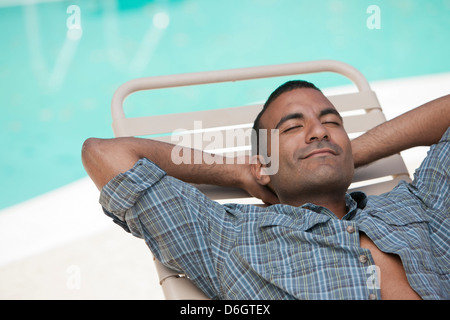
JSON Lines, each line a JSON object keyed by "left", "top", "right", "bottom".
{"left": 306, "top": 166, "right": 352, "bottom": 188}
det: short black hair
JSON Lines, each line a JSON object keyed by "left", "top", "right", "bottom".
{"left": 252, "top": 80, "right": 322, "bottom": 156}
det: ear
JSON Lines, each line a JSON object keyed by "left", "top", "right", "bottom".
{"left": 250, "top": 155, "right": 271, "bottom": 186}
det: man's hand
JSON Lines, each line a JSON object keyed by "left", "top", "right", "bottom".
{"left": 235, "top": 156, "right": 280, "bottom": 205}
{"left": 82, "top": 137, "right": 280, "bottom": 205}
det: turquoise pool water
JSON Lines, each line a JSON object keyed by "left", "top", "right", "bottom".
{"left": 1, "top": 0, "right": 449, "bottom": 210}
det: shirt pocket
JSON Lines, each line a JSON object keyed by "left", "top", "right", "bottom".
{"left": 366, "top": 198, "right": 428, "bottom": 226}
{"left": 366, "top": 207, "right": 449, "bottom": 276}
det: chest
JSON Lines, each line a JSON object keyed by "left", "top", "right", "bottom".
{"left": 359, "top": 232, "right": 422, "bottom": 299}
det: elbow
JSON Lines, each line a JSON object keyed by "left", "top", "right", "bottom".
{"left": 81, "top": 137, "right": 116, "bottom": 190}
{"left": 82, "top": 138, "right": 102, "bottom": 166}
{"left": 82, "top": 137, "right": 100, "bottom": 154}
{"left": 81, "top": 137, "right": 106, "bottom": 178}
{"left": 81, "top": 137, "right": 141, "bottom": 190}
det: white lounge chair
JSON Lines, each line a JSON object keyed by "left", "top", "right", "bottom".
{"left": 110, "top": 60, "right": 411, "bottom": 300}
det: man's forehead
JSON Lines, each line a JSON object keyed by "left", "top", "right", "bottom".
{"left": 260, "top": 88, "right": 337, "bottom": 127}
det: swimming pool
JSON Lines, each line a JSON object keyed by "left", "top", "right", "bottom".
{"left": 1, "top": 0, "right": 449, "bottom": 210}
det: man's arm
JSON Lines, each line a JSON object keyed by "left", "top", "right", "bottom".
{"left": 351, "top": 94, "right": 450, "bottom": 168}
{"left": 81, "top": 137, "right": 280, "bottom": 204}
{"left": 82, "top": 94, "right": 449, "bottom": 204}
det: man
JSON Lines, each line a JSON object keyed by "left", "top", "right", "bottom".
{"left": 82, "top": 80, "right": 449, "bottom": 300}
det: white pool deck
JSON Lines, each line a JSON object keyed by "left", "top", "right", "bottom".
{"left": 0, "top": 73, "right": 449, "bottom": 300}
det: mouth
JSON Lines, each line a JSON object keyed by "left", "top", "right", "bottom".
{"left": 302, "top": 148, "right": 337, "bottom": 159}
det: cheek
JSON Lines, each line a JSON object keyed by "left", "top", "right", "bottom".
{"left": 277, "top": 138, "right": 298, "bottom": 163}
{"left": 276, "top": 142, "right": 305, "bottom": 178}
{"left": 334, "top": 130, "right": 352, "bottom": 153}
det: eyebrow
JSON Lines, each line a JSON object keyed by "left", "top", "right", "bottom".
{"left": 275, "top": 108, "right": 342, "bottom": 129}
{"left": 275, "top": 113, "right": 304, "bottom": 129}
{"left": 320, "top": 108, "right": 343, "bottom": 120}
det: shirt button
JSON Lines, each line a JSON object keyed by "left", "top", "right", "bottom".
{"left": 359, "top": 255, "right": 368, "bottom": 263}
{"left": 346, "top": 225, "right": 355, "bottom": 234}
{"left": 369, "top": 294, "right": 377, "bottom": 300}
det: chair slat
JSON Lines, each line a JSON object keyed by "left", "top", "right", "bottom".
{"left": 343, "top": 109, "right": 386, "bottom": 133}
{"left": 349, "top": 176, "right": 410, "bottom": 195}
{"left": 113, "top": 91, "right": 383, "bottom": 138}
{"left": 353, "top": 154, "right": 409, "bottom": 183}
{"left": 327, "top": 90, "right": 381, "bottom": 112}
{"left": 113, "top": 104, "right": 261, "bottom": 137}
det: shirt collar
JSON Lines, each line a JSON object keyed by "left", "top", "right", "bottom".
{"left": 342, "top": 191, "right": 368, "bottom": 220}
{"left": 297, "top": 191, "right": 367, "bottom": 220}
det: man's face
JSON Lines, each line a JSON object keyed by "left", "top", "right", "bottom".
{"left": 258, "top": 88, "right": 354, "bottom": 203}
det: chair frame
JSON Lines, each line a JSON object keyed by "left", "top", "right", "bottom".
{"left": 110, "top": 60, "right": 410, "bottom": 299}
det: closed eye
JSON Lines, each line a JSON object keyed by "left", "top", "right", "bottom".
{"left": 283, "top": 125, "right": 303, "bottom": 133}
{"left": 322, "top": 121, "right": 341, "bottom": 126}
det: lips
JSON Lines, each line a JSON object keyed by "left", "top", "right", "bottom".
{"left": 303, "top": 148, "right": 337, "bottom": 159}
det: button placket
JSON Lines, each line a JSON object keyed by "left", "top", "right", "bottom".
{"left": 347, "top": 224, "right": 379, "bottom": 300}
{"left": 344, "top": 223, "right": 359, "bottom": 247}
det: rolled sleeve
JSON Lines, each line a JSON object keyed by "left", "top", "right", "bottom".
{"left": 98, "top": 157, "right": 225, "bottom": 298}
{"left": 411, "top": 126, "right": 450, "bottom": 211}
{"left": 99, "top": 158, "right": 166, "bottom": 222}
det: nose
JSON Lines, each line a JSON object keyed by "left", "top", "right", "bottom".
{"left": 305, "top": 120, "right": 329, "bottom": 143}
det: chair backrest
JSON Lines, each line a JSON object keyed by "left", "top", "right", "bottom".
{"left": 110, "top": 60, "right": 410, "bottom": 299}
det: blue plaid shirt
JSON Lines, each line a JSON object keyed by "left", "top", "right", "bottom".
{"left": 100, "top": 127, "right": 450, "bottom": 300}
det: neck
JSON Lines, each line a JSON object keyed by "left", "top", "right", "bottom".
{"left": 280, "top": 192, "right": 348, "bottom": 219}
